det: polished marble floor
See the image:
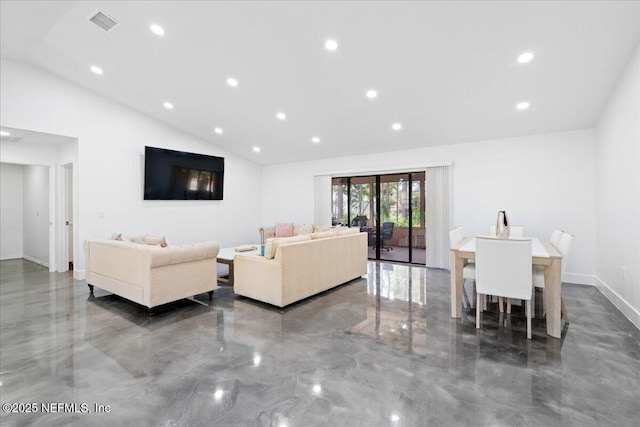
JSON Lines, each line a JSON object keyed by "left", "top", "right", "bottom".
{"left": 1, "top": 259, "right": 639, "bottom": 427}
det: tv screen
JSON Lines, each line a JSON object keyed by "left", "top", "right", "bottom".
{"left": 144, "top": 146, "right": 224, "bottom": 200}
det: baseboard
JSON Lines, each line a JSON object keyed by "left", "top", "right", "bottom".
{"left": 23, "top": 255, "right": 49, "bottom": 268}
{"left": 594, "top": 275, "right": 640, "bottom": 330}
{"left": 74, "top": 269, "right": 85, "bottom": 281}
{"left": 563, "top": 273, "right": 594, "bottom": 286}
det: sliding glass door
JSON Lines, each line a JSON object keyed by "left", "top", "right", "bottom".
{"left": 331, "top": 172, "right": 425, "bottom": 265}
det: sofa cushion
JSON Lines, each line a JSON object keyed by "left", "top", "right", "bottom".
{"left": 144, "top": 234, "right": 169, "bottom": 247}
{"left": 311, "top": 230, "right": 339, "bottom": 240}
{"left": 295, "top": 223, "right": 314, "bottom": 236}
{"left": 275, "top": 222, "right": 294, "bottom": 237}
{"left": 337, "top": 227, "right": 360, "bottom": 236}
{"left": 130, "top": 235, "right": 146, "bottom": 244}
{"left": 264, "top": 234, "right": 311, "bottom": 259}
{"left": 313, "top": 224, "right": 333, "bottom": 232}
{"left": 149, "top": 241, "right": 219, "bottom": 267}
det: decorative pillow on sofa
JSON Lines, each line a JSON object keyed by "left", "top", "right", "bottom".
{"left": 264, "top": 234, "right": 311, "bottom": 259}
{"left": 111, "top": 232, "right": 131, "bottom": 242}
{"left": 144, "top": 234, "right": 169, "bottom": 247}
{"left": 313, "top": 224, "right": 334, "bottom": 233}
{"left": 311, "top": 230, "right": 339, "bottom": 240}
{"left": 275, "top": 222, "right": 294, "bottom": 237}
{"left": 337, "top": 227, "right": 360, "bottom": 236}
{"left": 294, "top": 223, "right": 314, "bottom": 236}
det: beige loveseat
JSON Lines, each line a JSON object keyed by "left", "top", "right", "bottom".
{"left": 84, "top": 239, "right": 220, "bottom": 310}
{"left": 234, "top": 228, "right": 367, "bottom": 307}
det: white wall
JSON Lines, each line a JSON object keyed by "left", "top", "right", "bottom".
{"left": 22, "top": 165, "right": 50, "bottom": 266}
{"left": 0, "top": 163, "right": 24, "bottom": 260}
{"left": 261, "top": 129, "right": 596, "bottom": 281}
{"left": 1, "top": 59, "right": 263, "bottom": 279}
{"left": 595, "top": 45, "right": 640, "bottom": 327}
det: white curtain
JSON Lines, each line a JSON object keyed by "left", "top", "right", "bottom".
{"left": 314, "top": 175, "right": 332, "bottom": 226}
{"left": 425, "top": 165, "right": 452, "bottom": 269}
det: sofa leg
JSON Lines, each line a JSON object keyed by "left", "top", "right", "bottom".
{"left": 88, "top": 284, "right": 94, "bottom": 295}
{"left": 147, "top": 307, "right": 156, "bottom": 316}
{"left": 208, "top": 291, "right": 214, "bottom": 301}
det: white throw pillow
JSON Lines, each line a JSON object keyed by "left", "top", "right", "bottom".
{"left": 311, "top": 230, "right": 338, "bottom": 240}
{"left": 264, "top": 235, "right": 311, "bottom": 259}
{"left": 295, "top": 223, "right": 314, "bottom": 236}
{"left": 337, "top": 227, "right": 360, "bottom": 236}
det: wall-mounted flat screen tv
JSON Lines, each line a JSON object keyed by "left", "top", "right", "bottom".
{"left": 144, "top": 146, "right": 224, "bottom": 200}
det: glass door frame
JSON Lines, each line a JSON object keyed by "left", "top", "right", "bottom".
{"left": 332, "top": 172, "right": 425, "bottom": 265}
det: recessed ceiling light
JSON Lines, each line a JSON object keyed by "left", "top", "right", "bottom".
{"left": 214, "top": 389, "right": 223, "bottom": 401}
{"left": 253, "top": 146, "right": 261, "bottom": 152}
{"left": 517, "top": 52, "right": 534, "bottom": 64}
{"left": 311, "top": 137, "right": 320, "bottom": 144}
{"left": 325, "top": 39, "right": 338, "bottom": 51}
{"left": 226, "top": 77, "right": 238, "bottom": 87}
{"left": 150, "top": 24, "right": 165, "bottom": 36}
{"left": 214, "top": 127, "right": 223, "bottom": 135}
{"left": 366, "top": 90, "right": 378, "bottom": 99}
{"left": 516, "top": 101, "right": 530, "bottom": 110}
{"left": 391, "top": 414, "right": 400, "bottom": 423}
{"left": 276, "top": 112, "right": 286, "bottom": 120}
{"left": 312, "top": 384, "right": 322, "bottom": 394}
{"left": 0, "top": 130, "right": 10, "bottom": 137}
{"left": 90, "top": 65, "right": 103, "bottom": 75}
{"left": 163, "top": 102, "right": 174, "bottom": 110}
{"left": 392, "top": 123, "right": 402, "bottom": 131}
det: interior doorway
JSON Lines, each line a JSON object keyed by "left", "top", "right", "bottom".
{"left": 64, "top": 164, "right": 73, "bottom": 271}
{"left": 0, "top": 126, "right": 77, "bottom": 274}
{"left": 331, "top": 172, "right": 426, "bottom": 265}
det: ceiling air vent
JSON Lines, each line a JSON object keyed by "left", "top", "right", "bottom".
{"left": 88, "top": 10, "right": 119, "bottom": 32}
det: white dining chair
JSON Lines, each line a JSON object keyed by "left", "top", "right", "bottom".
{"left": 550, "top": 229, "right": 563, "bottom": 248}
{"left": 449, "top": 227, "right": 476, "bottom": 308}
{"left": 449, "top": 226, "right": 464, "bottom": 248}
{"left": 489, "top": 225, "right": 527, "bottom": 312}
{"left": 476, "top": 237, "right": 533, "bottom": 339}
{"left": 533, "top": 232, "right": 573, "bottom": 323}
{"left": 489, "top": 225, "right": 525, "bottom": 238}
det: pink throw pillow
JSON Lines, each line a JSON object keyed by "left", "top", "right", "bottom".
{"left": 275, "top": 222, "right": 294, "bottom": 237}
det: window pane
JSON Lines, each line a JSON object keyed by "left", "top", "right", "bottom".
{"left": 331, "top": 178, "right": 348, "bottom": 225}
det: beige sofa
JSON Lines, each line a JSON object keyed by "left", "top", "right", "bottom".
{"left": 84, "top": 239, "right": 220, "bottom": 311}
{"left": 234, "top": 228, "right": 368, "bottom": 307}
{"left": 258, "top": 223, "right": 336, "bottom": 244}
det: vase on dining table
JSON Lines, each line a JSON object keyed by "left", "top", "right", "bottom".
{"left": 496, "top": 210, "right": 510, "bottom": 239}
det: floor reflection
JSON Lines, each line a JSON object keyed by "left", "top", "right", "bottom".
{"left": 351, "top": 263, "right": 428, "bottom": 355}
{"left": 1, "top": 258, "right": 639, "bottom": 426}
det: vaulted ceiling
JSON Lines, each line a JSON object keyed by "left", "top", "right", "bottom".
{"left": 1, "top": 1, "right": 639, "bottom": 164}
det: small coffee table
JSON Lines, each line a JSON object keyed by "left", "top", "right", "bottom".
{"left": 217, "top": 245, "right": 260, "bottom": 286}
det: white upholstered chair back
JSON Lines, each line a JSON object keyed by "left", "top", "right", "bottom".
{"left": 557, "top": 232, "right": 574, "bottom": 275}
{"left": 476, "top": 238, "right": 532, "bottom": 301}
{"left": 550, "top": 229, "right": 563, "bottom": 248}
{"left": 449, "top": 227, "right": 464, "bottom": 248}
{"left": 489, "top": 225, "right": 524, "bottom": 238}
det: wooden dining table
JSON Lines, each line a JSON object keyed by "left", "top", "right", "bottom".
{"left": 450, "top": 236, "right": 563, "bottom": 338}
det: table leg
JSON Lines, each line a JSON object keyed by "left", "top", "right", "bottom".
{"left": 451, "top": 252, "right": 464, "bottom": 318}
{"left": 217, "top": 259, "right": 233, "bottom": 286}
{"left": 228, "top": 262, "right": 234, "bottom": 287}
{"left": 544, "top": 257, "right": 562, "bottom": 338}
